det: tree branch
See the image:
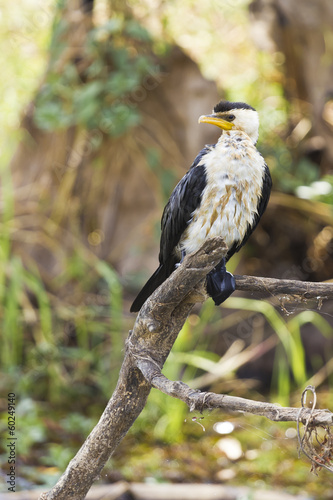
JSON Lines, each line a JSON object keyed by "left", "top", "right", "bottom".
{"left": 40, "top": 237, "right": 227, "bottom": 500}
{"left": 234, "top": 274, "right": 333, "bottom": 299}
{"left": 137, "top": 359, "right": 333, "bottom": 426}
{"left": 40, "top": 237, "right": 333, "bottom": 499}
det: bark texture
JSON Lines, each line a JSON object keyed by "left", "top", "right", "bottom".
{"left": 39, "top": 237, "right": 333, "bottom": 499}
{"left": 39, "top": 238, "right": 227, "bottom": 500}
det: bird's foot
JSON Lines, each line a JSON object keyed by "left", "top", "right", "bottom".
{"left": 206, "top": 266, "right": 235, "bottom": 306}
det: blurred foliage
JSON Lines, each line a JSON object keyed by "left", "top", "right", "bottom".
{"left": 0, "top": 0, "right": 333, "bottom": 496}
{"left": 0, "top": 0, "right": 55, "bottom": 170}
{"left": 113, "top": 400, "right": 333, "bottom": 497}
{"left": 34, "top": 14, "right": 159, "bottom": 135}
{"left": 135, "top": 0, "right": 333, "bottom": 198}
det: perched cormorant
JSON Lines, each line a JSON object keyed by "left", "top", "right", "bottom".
{"left": 130, "top": 100, "right": 272, "bottom": 313}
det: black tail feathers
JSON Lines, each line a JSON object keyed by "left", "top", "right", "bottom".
{"left": 130, "top": 264, "right": 170, "bottom": 313}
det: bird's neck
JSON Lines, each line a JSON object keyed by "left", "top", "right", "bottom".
{"left": 219, "top": 128, "right": 258, "bottom": 145}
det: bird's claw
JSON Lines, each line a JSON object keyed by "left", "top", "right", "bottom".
{"left": 206, "top": 268, "right": 235, "bottom": 305}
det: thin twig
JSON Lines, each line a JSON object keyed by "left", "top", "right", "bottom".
{"left": 297, "top": 386, "right": 333, "bottom": 473}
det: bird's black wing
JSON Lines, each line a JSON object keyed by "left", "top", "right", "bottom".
{"left": 159, "top": 147, "right": 209, "bottom": 273}
{"left": 130, "top": 146, "right": 210, "bottom": 312}
{"left": 226, "top": 162, "right": 272, "bottom": 261}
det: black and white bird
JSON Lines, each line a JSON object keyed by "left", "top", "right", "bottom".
{"left": 130, "top": 100, "right": 272, "bottom": 313}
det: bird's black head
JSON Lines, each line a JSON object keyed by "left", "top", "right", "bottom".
{"left": 213, "top": 100, "right": 256, "bottom": 113}
{"left": 199, "top": 100, "right": 259, "bottom": 143}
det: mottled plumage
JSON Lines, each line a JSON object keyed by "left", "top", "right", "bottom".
{"left": 130, "top": 101, "right": 272, "bottom": 313}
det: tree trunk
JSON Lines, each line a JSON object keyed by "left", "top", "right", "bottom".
{"left": 250, "top": 0, "right": 333, "bottom": 172}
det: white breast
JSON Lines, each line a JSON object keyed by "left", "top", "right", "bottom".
{"left": 179, "top": 131, "right": 265, "bottom": 255}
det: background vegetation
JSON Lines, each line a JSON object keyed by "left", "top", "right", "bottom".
{"left": 0, "top": 0, "right": 333, "bottom": 496}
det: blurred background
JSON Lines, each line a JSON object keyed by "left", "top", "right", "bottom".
{"left": 1, "top": 0, "right": 333, "bottom": 496}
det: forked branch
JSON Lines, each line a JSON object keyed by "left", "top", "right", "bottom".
{"left": 40, "top": 237, "right": 333, "bottom": 499}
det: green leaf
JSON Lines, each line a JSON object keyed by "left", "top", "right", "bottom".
{"left": 124, "top": 20, "right": 152, "bottom": 42}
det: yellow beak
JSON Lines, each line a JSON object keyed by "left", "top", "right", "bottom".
{"left": 198, "top": 114, "right": 234, "bottom": 130}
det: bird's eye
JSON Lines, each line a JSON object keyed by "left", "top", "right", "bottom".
{"left": 227, "top": 114, "right": 235, "bottom": 121}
